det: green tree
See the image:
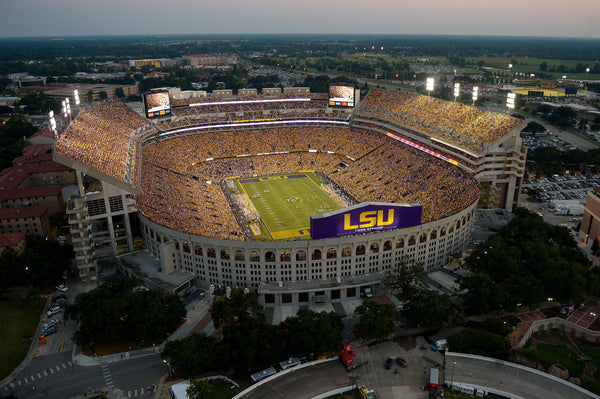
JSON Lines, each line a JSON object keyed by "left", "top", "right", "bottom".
{"left": 65, "top": 276, "right": 185, "bottom": 346}
{"left": 186, "top": 379, "right": 214, "bottom": 399}
{"left": 403, "top": 289, "right": 463, "bottom": 330}
{"left": 384, "top": 259, "right": 425, "bottom": 299}
{"left": 354, "top": 301, "right": 396, "bottom": 341}
{"left": 447, "top": 328, "right": 511, "bottom": 360}
{"left": 162, "top": 333, "right": 228, "bottom": 377}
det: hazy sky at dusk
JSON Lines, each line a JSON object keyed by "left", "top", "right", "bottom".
{"left": 1, "top": 0, "right": 599, "bottom": 38}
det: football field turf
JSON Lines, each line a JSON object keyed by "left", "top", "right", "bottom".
{"left": 236, "top": 173, "right": 342, "bottom": 240}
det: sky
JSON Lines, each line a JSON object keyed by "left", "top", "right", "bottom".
{"left": 1, "top": 0, "right": 599, "bottom": 38}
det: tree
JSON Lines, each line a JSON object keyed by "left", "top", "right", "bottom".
{"left": 354, "top": 301, "right": 396, "bottom": 341}
{"left": 539, "top": 62, "right": 548, "bottom": 71}
{"left": 114, "top": 88, "right": 125, "bottom": 98}
{"left": 447, "top": 328, "right": 510, "bottom": 360}
{"left": 162, "top": 333, "right": 228, "bottom": 377}
{"left": 403, "top": 289, "right": 463, "bottom": 330}
{"left": 65, "top": 276, "right": 185, "bottom": 346}
{"left": 186, "top": 379, "right": 214, "bottom": 399}
{"left": 592, "top": 237, "right": 600, "bottom": 256}
{"left": 384, "top": 258, "right": 426, "bottom": 299}
{"left": 522, "top": 121, "right": 546, "bottom": 134}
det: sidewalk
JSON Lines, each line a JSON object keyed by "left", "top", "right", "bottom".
{"left": 73, "top": 344, "right": 163, "bottom": 366}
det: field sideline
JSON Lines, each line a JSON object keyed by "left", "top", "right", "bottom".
{"left": 235, "top": 173, "right": 342, "bottom": 240}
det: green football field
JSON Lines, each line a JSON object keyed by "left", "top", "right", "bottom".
{"left": 236, "top": 173, "right": 342, "bottom": 240}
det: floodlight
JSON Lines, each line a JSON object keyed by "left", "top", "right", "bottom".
{"left": 507, "top": 92, "right": 516, "bottom": 109}
{"left": 586, "top": 68, "right": 590, "bottom": 73}
{"left": 508, "top": 64, "right": 513, "bottom": 68}
{"left": 49, "top": 110, "right": 54, "bottom": 118}
{"left": 65, "top": 97, "right": 69, "bottom": 105}
{"left": 426, "top": 78, "right": 435, "bottom": 92}
{"left": 453, "top": 83, "right": 460, "bottom": 99}
{"left": 472, "top": 86, "right": 478, "bottom": 102}
{"left": 562, "top": 75, "right": 567, "bottom": 79}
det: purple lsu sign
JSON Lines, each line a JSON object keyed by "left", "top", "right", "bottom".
{"left": 310, "top": 202, "right": 422, "bottom": 240}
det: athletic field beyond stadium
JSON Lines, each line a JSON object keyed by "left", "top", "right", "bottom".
{"left": 235, "top": 173, "right": 342, "bottom": 240}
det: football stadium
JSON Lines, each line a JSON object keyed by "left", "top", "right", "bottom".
{"left": 55, "top": 85, "right": 527, "bottom": 317}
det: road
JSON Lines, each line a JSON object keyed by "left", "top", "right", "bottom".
{"left": 446, "top": 353, "right": 599, "bottom": 399}
{"left": 4, "top": 352, "right": 165, "bottom": 399}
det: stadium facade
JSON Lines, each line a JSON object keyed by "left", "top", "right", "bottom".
{"left": 55, "top": 86, "right": 526, "bottom": 311}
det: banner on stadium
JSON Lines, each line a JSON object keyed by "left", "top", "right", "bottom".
{"left": 310, "top": 202, "right": 422, "bottom": 240}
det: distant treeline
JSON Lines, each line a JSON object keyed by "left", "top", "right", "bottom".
{"left": 1, "top": 35, "right": 599, "bottom": 63}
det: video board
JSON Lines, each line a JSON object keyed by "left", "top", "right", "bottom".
{"left": 329, "top": 83, "right": 355, "bottom": 107}
{"left": 143, "top": 90, "right": 171, "bottom": 118}
{"left": 310, "top": 202, "right": 422, "bottom": 240}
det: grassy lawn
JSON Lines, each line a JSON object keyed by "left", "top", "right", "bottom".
{"left": 0, "top": 292, "right": 46, "bottom": 380}
{"left": 325, "top": 391, "right": 362, "bottom": 399}
{"left": 237, "top": 173, "right": 341, "bottom": 240}
{"left": 518, "top": 343, "right": 585, "bottom": 378}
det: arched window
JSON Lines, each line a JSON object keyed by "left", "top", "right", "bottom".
{"left": 341, "top": 247, "right": 351, "bottom": 257}
{"left": 430, "top": 230, "right": 437, "bottom": 240}
{"left": 440, "top": 227, "right": 446, "bottom": 237}
{"left": 280, "top": 251, "right": 291, "bottom": 262}
{"left": 408, "top": 236, "right": 416, "bottom": 246}
{"left": 194, "top": 245, "right": 203, "bottom": 256}
{"left": 265, "top": 251, "right": 275, "bottom": 262}
{"left": 356, "top": 245, "right": 365, "bottom": 256}
{"left": 220, "top": 249, "right": 230, "bottom": 260}
{"left": 296, "top": 250, "right": 306, "bottom": 261}
{"left": 449, "top": 225, "right": 454, "bottom": 233}
{"left": 207, "top": 247, "right": 216, "bottom": 258}
{"left": 235, "top": 250, "right": 244, "bottom": 261}
{"left": 174, "top": 240, "right": 180, "bottom": 250}
{"left": 370, "top": 243, "right": 379, "bottom": 253}
{"left": 396, "top": 238, "right": 405, "bottom": 248}
{"left": 327, "top": 248, "right": 337, "bottom": 259}
{"left": 182, "top": 242, "right": 190, "bottom": 253}
{"left": 419, "top": 233, "right": 427, "bottom": 243}
{"left": 250, "top": 251, "right": 260, "bottom": 262}
{"left": 383, "top": 241, "right": 392, "bottom": 251}
{"left": 312, "top": 249, "right": 322, "bottom": 260}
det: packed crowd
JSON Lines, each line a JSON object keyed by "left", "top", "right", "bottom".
{"left": 137, "top": 124, "right": 479, "bottom": 239}
{"left": 55, "top": 101, "right": 147, "bottom": 185}
{"left": 356, "top": 88, "right": 522, "bottom": 153}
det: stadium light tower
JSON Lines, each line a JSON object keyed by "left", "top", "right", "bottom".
{"left": 426, "top": 78, "right": 435, "bottom": 96}
{"left": 48, "top": 110, "right": 57, "bottom": 138}
{"left": 472, "top": 86, "right": 478, "bottom": 106}
{"left": 453, "top": 83, "right": 460, "bottom": 102}
{"left": 506, "top": 92, "right": 516, "bottom": 112}
{"left": 73, "top": 89, "right": 80, "bottom": 106}
{"left": 586, "top": 67, "right": 590, "bottom": 95}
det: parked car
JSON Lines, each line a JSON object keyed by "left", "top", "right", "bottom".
{"left": 47, "top": 306, "right": 63, "bottom": 317}
{"left": 396, "top": 357, "right": 408, "bottom": 368}
{"left": 56, "top": 284, "right": 68, "bottom": 293}
{"left": 43, "top": 319, "right": 59, "bottom": 330}
{"left": 51, "top": 294, "right": 66, "bottom": 306}
{"left": 385, "top": 358, "right": 393, "bottom": 369}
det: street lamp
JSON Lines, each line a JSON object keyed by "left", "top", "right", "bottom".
{"left": 451, "top": 361, "right": 456, "bottom": 389}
